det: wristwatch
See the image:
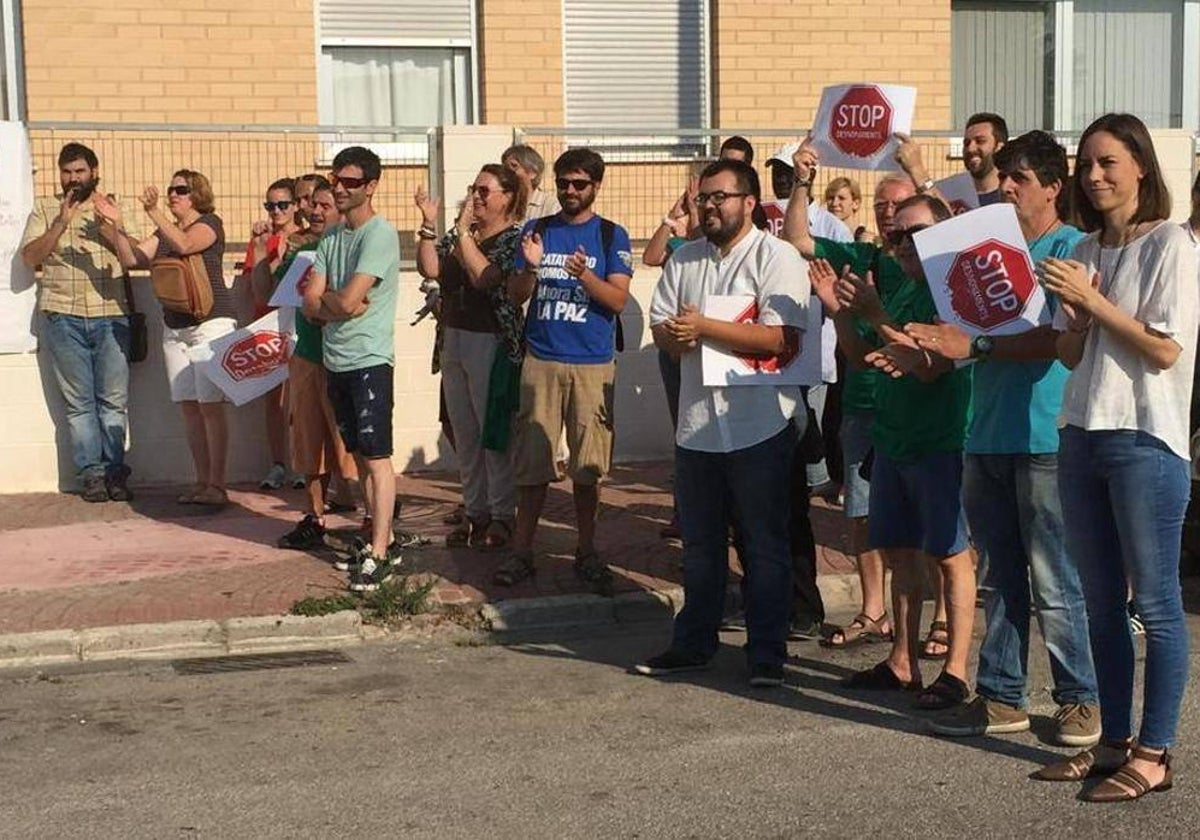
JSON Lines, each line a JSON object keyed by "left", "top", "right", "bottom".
{"left": 970, "top": 334, "right": 994, "bottom": 359}
{"left": 916, "top": 177, "right": 936, "bottom": 194}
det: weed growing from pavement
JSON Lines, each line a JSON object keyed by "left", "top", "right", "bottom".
{"left": 291, "top": 594, "right": 359, "bottom": 617}
{"left": 289, "top": 575, "right": 436, "bottom": 625}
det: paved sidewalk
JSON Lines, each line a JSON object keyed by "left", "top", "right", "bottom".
{"left": 0, "top": 462, "right": 855, "bottom": 635}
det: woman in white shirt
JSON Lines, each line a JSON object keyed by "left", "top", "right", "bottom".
{"left": 1035, "top": 113, "right": 1199, "bottom": 801}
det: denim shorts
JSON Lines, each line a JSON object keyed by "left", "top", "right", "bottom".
{"left": 326, "top": 363, "right": 394, "bottom": 459}
{"left": 840, "top": 411, "right": 873, "bottom": 519}
{"left": 868, "top": 449, "right": 970, "bottom": 556}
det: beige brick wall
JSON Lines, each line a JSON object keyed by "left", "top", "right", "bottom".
{"left": 21, "top": 0, "right": 318, "bottom": 124}
{"left": 714, "top": 0, "right": 953, "bottom": 131}
{"left": 478, "top": 0, "right": 565, "bottom": 127}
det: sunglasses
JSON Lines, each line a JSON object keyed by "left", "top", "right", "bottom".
{"left": 330, "top": 174, "right": 371, "bottom": 190}
{"left": 695, "top": 191, "right": 750, "bottom": 207}
{"left": 468, "top": 184, "right": 509, "bottom": 201}
{"left": 555, "top": 177, "right": 594, "bottom": 192}
{"left": 263, "top": 200, "right": 293, "bottom": 212}
{"left": 884, "top": 224, "right": 931, "bottom": 248}
{"left": 166, "top": 185, "right": 191, "bottom": 196}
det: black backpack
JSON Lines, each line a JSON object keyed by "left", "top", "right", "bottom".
{"left": 533, "top": 215, "right": 626, "bottom": 352}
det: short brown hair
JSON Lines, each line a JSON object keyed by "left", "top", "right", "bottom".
{"left": 479, "top": 163, "right": 528, "bottom": 221}
{"left": 172, "top": 169, "right": 215, "bottom": 214}
{"left": 1072, "top": 113, "right": 1171, "bottom": 233}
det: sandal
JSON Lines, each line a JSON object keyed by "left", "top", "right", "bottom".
{"left": 446, "top": 516, "right": 488, "bottom": 548}
{"left": 192, "top": 486, "right": 229, "bottom": 508}
{"left": 919, "top": 620, "right": 950, "bottom": 660}
{"left": 1081, "top": 745, "right": 1173, "bottom": 802}
{"left": 914, "top": 670, "right": 970, "bottom": 710}
{"left": 481, "top": 519, "right": 512, "bottom": 551}
{"left": 443, "top": 505, "right": 465, "bottom": 526}
{"left": 573, "top": 548, "right": 614, "bottom": 595}
{"left": 492, "top": 551, "right": 536, "bottom": 586}
{"left": 820, "top": 612, "right": 893, "bottom": 648}
{"left": 842, "top": 660, "right": 922, "bottom": 692}
{"left": 176, "top": 484, "right": 205, "bottom": 505}
{"left": 1030, "top": 739, "right": 1133, "bottom": 782}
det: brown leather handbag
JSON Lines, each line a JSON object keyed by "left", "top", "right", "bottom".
{"left": 150, "top": 252, "right": 213, "bottom": 319}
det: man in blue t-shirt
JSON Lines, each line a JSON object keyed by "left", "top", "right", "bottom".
{"left": 905, "top": 132, "right": 1100, "bottom": 746}
{"left": 493, "top": 148, "right": 633, "bottom": 591}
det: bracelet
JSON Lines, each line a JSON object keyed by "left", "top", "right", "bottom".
{"left": 417, "top": 228, "right": 437, "bottom": 240}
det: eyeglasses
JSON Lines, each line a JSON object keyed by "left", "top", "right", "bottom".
{"left": 468, "top": 184, "right": 509, "bottom": 201}
{"left": 263, "top": 200, "right": 293, "bottom": 212}
{"left": 555, "top": 177, "right": 594, "bottom": 192}
{"left": 695, "top": 191, "right": 750, "bottom": 207}
{"left": 330, "top": 174, "right": 371, "bottom": 190}
{"left": 166, "top": 185, "right": 191, "bottom": 196}
{"left": 884, "top": 224, "right": 931, "bottom": 248}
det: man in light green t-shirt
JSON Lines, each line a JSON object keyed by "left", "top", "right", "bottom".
{"left": 302, "top": 146, "right": 401, "bottom": 594}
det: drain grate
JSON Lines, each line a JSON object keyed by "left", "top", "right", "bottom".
{"left": 171, "top": 649, "right": 352, "bottom": 675}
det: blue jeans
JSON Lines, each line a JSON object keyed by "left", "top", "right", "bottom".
{"left": 1059, "top": 426, "right": 1191, "bottom": 749}
{"left": 42, "top": 313, "right": 130, "bottom": 480}
{"left": 672, "top": 424, "right": 795, "bottom": 667}
{"left": 965, "top": 453, "right": 1097, "bottom": 709}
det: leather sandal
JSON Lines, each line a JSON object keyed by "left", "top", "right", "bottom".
{"left": 919, "top": 620, "right": 950, "bottom": 660}
{"left": 820, "top": 612, "right": 893, "bottom": 648}
{"left": 842, "top": 660, "right": 922, "bottom": 692}
{"left": 914, "top": 670, "right": 970, "bottom": 710}
{"left": 1081, "top": 745, "right": 1173, "bottom": 802}
{"left": 1030, "top": 739, "right": 1133, "bottom": 782}
{"left": 492, "top": 551, "right": 535, "bottom": 586}
{"left": 481, "top": 519, "right": 512, "bottom": 551}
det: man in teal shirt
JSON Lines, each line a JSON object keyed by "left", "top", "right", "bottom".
{"left": 905, "top": 132, "right": 1100, "bottom": 745}
{"left": 303, "top": 146, "right": 401, "bottom": 593}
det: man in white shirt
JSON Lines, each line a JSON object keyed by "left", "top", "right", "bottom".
{"left": 635, "top": 159, "right": 810, "bottom": 687}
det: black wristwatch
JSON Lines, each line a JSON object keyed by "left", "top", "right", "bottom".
{"left": 970, "top": 334, "right": 995, "bottom": 359}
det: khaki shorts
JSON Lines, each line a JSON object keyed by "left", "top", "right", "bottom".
{"left": 288, "top": 355, "right": 358, "bottom": 479}
{"left": 514, "top": 355, "right": 615, "bottom": 487}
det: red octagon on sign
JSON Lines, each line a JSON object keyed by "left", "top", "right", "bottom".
{"left": 222, "top": 331, "right": 289, "bottom": 382}
{"left": 831, "top": 85, "right": 894, "bottom": 159}
{"left": 946, "top": 238, "right": 1037, "bottom": 332}
{"left": 732, "top": 300, "right": 799, "bottom": 373}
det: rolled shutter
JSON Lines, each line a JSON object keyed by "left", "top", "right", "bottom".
{"left": 319, "top": 0, "right": 474, "bottom": 45}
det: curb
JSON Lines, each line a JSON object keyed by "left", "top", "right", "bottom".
{"left": 481, "top": 573, "right": 863, "bottom": 634}
{"left": 0, "top": 611, "right": 365, "bottom": 670}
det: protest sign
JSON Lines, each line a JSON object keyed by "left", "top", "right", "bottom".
{"left": 0, "top": 122, "right": 37, "bottom": 354}
{"left": 811, "top": 84, "right": 917, "bottom": 170}
{"left": 267, "top": 250, "right": 316, "bottom": 309}
{"left": 934, "top": 172, "right": 980, "bottom": 216}
{"left": 195, "top": 308, "right": 295, "bottom": 405}
{"left": 700, "top": 294, "right": 822, "bottom": 387}
{"left": 913, "top": 203, "right": 1047, "bottom": 336}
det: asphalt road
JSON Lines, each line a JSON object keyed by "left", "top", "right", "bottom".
{"left": 1, "top": 612, "right": 1198, "bottom": 839}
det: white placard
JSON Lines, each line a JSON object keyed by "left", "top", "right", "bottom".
{"left": 0, "top": 122, "right": 37, "bottom": 354}
{"left": 913, "top": 203, "right": 1047, "bottom": 337}
{"left": 934, "top": 172, "right": 980, "bottom": 216}
{"left": 195, "top": 308, "right": 295, "bottom": 405}
{"left": 700, "top": 294, "right": 822, "bottom": 387}
{"left": 267, "top": 250, "right": 316, "bottom": 309}
{"left": 811, "top": 84, "right": 917, "bottom": 171}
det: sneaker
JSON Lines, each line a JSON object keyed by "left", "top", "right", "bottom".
{"left": 334, "top": 537, "right": 368, "bottom": 572}
{"left": 290, "top": 472, "right": 306, "bottom": 490}
{"left": 788, "top": 620, "right": 825, "bottom": 641}
{"left": 748, "top": 663, "right": 785, "bottom": 688}
{"left": 105, "top": 470, "right": 132, "bottom": 502}
{"left": 719, "top": 611, "right": 747, "bottom": 632}
{"left": 1054, "top": 702, "right": 1101, "bottom": 748}
{"left": 633, "top": 650, "right": 712, "bottom": 677}
{"left": 927, "top": 695, "right": 1030, "bottom": 737}
{"left": 81, "top": 473, "right": 109, "bottom": 503}
{"left": 324, "top": 498, "right": 356, "bottom": 515}
{"left": 277, "top": 514, "right": 326, "bottom": 550}
{"left": 349, "top": 554, "right": 396, "bottom": 592}
{"left": 259, "top": 462, "right": 287, "bottom": 490}
{"left": 1128, "top": 603, "right": 1146, "bottom": 636}
{"left": 393, "top": 529, "right": 426, "bottom": 549}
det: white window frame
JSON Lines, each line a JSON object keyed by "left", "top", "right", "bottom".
{"left": 1, "top": 0, "right": 24, "bottom": 120}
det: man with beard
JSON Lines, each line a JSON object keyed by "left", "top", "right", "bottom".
{"left": 493, "top": 148, "right": 633, "bottom": 591}
{"left": 635, "top": 159, "right": 810, "bottom": 687}
{"left": 21, "top": 143, "right": 140, "bottom": 502}
{"left": 898, "top": 113, "right": 1008, "bottom": 207}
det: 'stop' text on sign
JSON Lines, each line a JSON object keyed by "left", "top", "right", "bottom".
{"left": 831, "top": 85, "right": 894, "bottom": 159}
{"left": 946, "top": 238, "right": 1037, "bottom": 332}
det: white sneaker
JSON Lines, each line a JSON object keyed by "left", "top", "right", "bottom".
{"left": 259, "top": 462, "right": 287, "bottom": 490}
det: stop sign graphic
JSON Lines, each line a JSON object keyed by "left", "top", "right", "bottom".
{"left": 946, "top": 238, "right": 1037, "bottom": 332}
{"left": 831, "top": 85, "right": 894, "bottom": 159}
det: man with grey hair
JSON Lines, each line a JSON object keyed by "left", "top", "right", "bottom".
{"left": 502, "top": 144, "right": 561, "bottom": 221}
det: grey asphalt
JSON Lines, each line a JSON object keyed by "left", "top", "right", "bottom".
{"left": 0, "top": 610, "right": 1197, "bottom": 839}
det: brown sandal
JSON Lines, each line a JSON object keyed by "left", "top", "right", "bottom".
{"left": 820, "top": 612, "right": 893, "bottom": 648}
{"left": 1081, "top": 745, "right": 1173, "bottom": 802}
{"left": 1030, "top": 739, "right": 1133, "bottom": 782}
{"left": 492, "top": 551, "right": 535, "bottom": 586}
{"left": 481, "top": 519, "right": 512, "bottom": 551}
{"left": 919, "top": 620, "right": 950, "bottom": 660}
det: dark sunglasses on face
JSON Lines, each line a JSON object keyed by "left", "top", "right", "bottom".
{"left": 884, "top": 224, "right": 931, "bottom": 249}
{"left": 468, "top": 184, "right": 508, "bottom": 201}
{"left": 555, "top": 177, "right": 593, "bottom": 192}
{"left": 166, "top": 185, "right": 191, "bottom": 196}
{"left": 330, "top": 174, "right": 371, "bottom": 190}
{"left": 263, "top": 200, "right": 293, "bottom": 212}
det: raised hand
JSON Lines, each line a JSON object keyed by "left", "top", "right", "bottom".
{"left": 521, "top": 230, "right": 544, "bottom": 269}
{"left": 791, "top": 135, "right": 819, "bottom": 184}
{"left": 91, "top": 193, "right": 121, "bottom": 227}
{"left": 1040, "top": 257, "right": 1099, "bottom": 318}
{"left": 140, "top": 185, "right": 159, "bottom": 213}
{"left": 809, "top": 258, "right": 842, "bottom": 315}
{"left": 414, "top": 185, "right": 440, "bottom": 226}
{"left": 835, "top": 269, "right": 884, "bottom": 320}
{"left": 564, "top": 245, "right": 589, "bottom": 278}
{"left": 904, "top": 319, "right": 970, "bottom": 360}
{"left": 892, "top": 132, "right": 927, "bottom": 180}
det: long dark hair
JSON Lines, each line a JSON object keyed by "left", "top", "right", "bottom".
{"left": 1072, "top": 113, "right": 1171, "bottom": 234}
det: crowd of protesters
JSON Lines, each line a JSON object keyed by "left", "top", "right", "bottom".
{"left": 21, "top": 107, "right": 1200, "bottom": 802}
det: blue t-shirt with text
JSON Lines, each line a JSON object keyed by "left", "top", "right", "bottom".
{"left": 514, "top": 214, "right": 632, "bottom": 364}
{"left": 966, "top": 223, "right": 1084, "bottom": 454}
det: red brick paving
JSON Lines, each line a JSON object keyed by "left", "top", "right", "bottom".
{"left": 0, "top": 462, "right": 855, "bottom": 634}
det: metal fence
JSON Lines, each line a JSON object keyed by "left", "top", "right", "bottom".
{"left": 26, "top": 123, "right": 434, "bottom": 266}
